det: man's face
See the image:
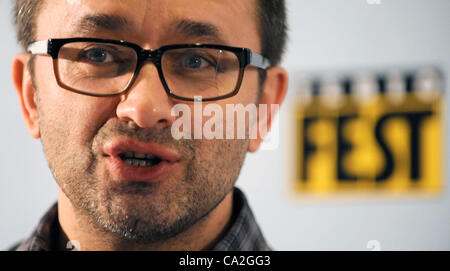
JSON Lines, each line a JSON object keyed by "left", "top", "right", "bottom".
{"left": 31, "top": 0, "right": 263, "bottom": 241}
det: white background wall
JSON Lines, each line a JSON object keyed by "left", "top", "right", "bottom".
{"left": 1, "top": 0, "right": 449, "bottom": 250}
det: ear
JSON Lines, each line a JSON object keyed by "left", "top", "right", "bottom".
{"left": 12, "top": 53, "right": 41, "bottom": 138}
{"left": 248, "top": 66, "right": 288, "bottom": 152}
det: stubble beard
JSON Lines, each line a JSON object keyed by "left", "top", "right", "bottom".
{"left": 38, "top": 110, "right": 248, "bottom": 244}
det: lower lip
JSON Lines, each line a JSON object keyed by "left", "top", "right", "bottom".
{"left": 106, "top": 156, "right": 173, "bottom": 182}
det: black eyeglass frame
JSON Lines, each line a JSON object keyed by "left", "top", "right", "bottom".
{"left": 27, "top": 37, "right": 271, "bottom": 101}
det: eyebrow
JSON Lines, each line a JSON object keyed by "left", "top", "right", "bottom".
{"left": 72, "top": 14, "right": 132, "bottom": 35}
{"left": 170, "top": 19, "right": 225, "bottom": 43}
{"left": 71, "top": 15, "right": 224, "bottom": 44}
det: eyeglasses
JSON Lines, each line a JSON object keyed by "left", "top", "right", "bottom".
{"left": 27, "top": 38, "right": 271, "bottom": 101}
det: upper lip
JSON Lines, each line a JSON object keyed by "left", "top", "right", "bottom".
{"left": 102, "top": 137, "right": 181, "bottom": 163}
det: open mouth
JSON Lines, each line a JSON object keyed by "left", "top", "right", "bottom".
{"left": 102, "top": 138, "right": 181, "bottom": 181}
{"left": 118, "top": 151, "right": 163, "bottom": 167}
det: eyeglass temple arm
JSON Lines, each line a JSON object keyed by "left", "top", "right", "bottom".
{"left": 248, "top": 51, "right": 271, "bottom": 69}
{"left": 27, "top": 40, "right": 49, "bottom": 55}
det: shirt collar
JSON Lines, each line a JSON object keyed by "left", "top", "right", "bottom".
{"left": 211, "top": 187, "right": 270, "bottom": 251}
{"left": 15, "top": 202, "right": 59, "bottom": 251}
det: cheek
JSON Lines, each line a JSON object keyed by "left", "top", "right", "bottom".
{"left": 37, "top": 92, "right": 119, "bottom": 184}
{"left": 181, "top": 71, "right": 259, "bottom": 141}
{"left": 190, "top": 138, "right": 249, "bottom": 189}
{"left": 36, "top": 82, "right": 118, "bottom": 150}
{"left": 70, "top": 97, "right": 119, "bottom": 139}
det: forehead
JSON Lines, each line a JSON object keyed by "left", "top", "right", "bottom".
{"left": 36, "top": 0, "right": 261, "bottom": 50}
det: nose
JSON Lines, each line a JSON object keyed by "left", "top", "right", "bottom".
{"left": 116, "top": 64, "right": 175, "bottom": 128}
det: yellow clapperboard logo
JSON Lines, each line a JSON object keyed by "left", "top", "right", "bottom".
{"left": 295, "top": 68, "right": 443, "bottom": 195}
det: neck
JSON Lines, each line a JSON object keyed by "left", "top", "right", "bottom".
{"left": 57, "top": 188, "right": 233, "bottom": 251}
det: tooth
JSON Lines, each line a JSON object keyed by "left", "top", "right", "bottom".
{"left": 139, "top": 160, "right": 146, "bottom": 167}
{"left": 135, "top": 153, "right": 146, "bottom": 159}
{"left": 125, "top": 159, "right": 133, "bottom": 166}
{"left": 132, "top": 160, "right": 140, "bottom": 167}
{"left": 125, "top": 151, "right": 134, "bottom": 158}
{"left": 146, "top": 154, "right": 156, "bottom": 159}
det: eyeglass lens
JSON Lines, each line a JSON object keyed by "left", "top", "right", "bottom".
{"left": 56, "top": 42, "right": 241, "bottom": 99}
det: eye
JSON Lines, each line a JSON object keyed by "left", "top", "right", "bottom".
{"left": 182, "top": 54, "right": 213, "bottom": 70}
{"left": 82, "top": 48, "right": 114, "bottom": 63}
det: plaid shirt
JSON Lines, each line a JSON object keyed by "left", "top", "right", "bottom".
{"left": 11, "top": 187, "right": 270, "bottom": 251}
